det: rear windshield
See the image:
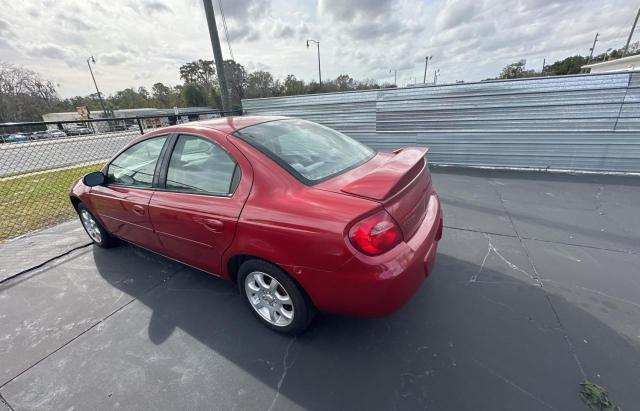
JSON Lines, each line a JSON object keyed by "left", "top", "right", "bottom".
{"left": 234, "top": 119, "right": 375, "bottom": 184}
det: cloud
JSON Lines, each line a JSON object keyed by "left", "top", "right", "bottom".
{"left": 98, "top": 51, "right": 131, "bottom": 66}
{"left": 55, "top": 14, "right": 95, "bottom": 31}
{"left": 317, "top": 0, "right": 411, "bottom": 43}
{"left": 435, "top": 0, "right": 480, "bottom": 31}
{"left": 227, "top": 24, "right": 261, "bottom": 42}
{"left": 272, "top": 23, "right": 294, "bottom": 39}
{"left": 127, "top": 0, "right": 173, "bottom": 15}
{"left": 23, "top": 43, "right": 76, "bottom": 64}
{"left": 318, "top": 0, "right": 394, "bottom": 22}
{"left": 134, "top": 71, "right": 153, "bottom": 80}
{"left": 26, "top": 7, "right": 40, "bottom": 18}
{"left": 0, "top": 37, "right": 14, "bottom": 51}
{"left": 270, "top": 20, "right": 309, "bottom": 40}
{"left": 219, "top": 0, "right": 270, "bottom": 19}
{"left": 2, "top": 0, "right": 637, "bottom": 97}
{"left": 0, "top": 18, "right": 14, "bottom": 38}
{"left": 344, "top": 18, "right": 416, "bottom": 41}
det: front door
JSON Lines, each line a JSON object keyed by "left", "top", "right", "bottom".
{"left": 148, "top": 133, "right": 249, "bottom": 275}
{"left": 89, "top": 135, "right": 168, "bottom": 253}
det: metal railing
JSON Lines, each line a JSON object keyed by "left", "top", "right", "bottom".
{"left": 0, "top": 110, "right": 223, "bottom": 240}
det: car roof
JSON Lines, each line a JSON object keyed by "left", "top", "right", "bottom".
{"left": 188, "top": 115, "right": 287, "bottom": 134}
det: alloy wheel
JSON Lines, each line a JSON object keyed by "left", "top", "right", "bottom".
{"left": 80, "top": 209, "right": 102, "bottom": 243}
{"left": 244, "top": 271, "right": 294, "bottom": 327}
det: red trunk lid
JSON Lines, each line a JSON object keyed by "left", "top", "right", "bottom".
{"left": 316, "top": 147, "right": 432, "bottom": 240}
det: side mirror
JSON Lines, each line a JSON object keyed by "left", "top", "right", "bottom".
{"left": 83, "top": 171, "right": 106, "bottom": 187}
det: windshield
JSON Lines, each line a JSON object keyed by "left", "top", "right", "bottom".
{"left": 234, "top": 119, "right": 375, "bottom": 184}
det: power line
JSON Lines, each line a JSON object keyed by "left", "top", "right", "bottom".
{"left": 217, "top": 0, "right": 234, "bottom": 61}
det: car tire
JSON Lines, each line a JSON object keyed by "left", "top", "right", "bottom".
{"left": 77, "top": 203, "right": 119, "bottom": 248}
{"left": 238, "top": 259, "right": 315, "bottom": 335}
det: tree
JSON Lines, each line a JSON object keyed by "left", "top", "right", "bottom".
{"left": 151, "top": 82, "right": 172, "bottom": 107}
{"left": 335, "top": 74, "right": 355, "bottom": 91}
{"left": 137, "top": 86, "right": 150, "bottom": 101}
{"left": 179, "top": 59, "right": 216, "bottom": 87}
{"left": 224, "top": 60, "right": 247, "bottom": 107}
{"left": 498, "top": 60, "right": 539, "bottom": 79}
{"left": 246, "top": 71, "right": 276, "bottom": 98}
{"left": 355, "top": 78, "right": 385, "bottom": 90}
{"left": 181, "top": 83, "right": 208, "bottom": 107}
{"left": 543, "top": 56, "right": 588, "bottom": 76}
{"left": 282, "top": 74, "right": 306, "bottom": 96}
{"left": 111, "top": 88, "right": 150, "bottom": 109}
{"left": 150, "top": 83, "right": 182, "bottom": 108}
{"left": 0, "top": 62, "right": 61, "bottom": 122}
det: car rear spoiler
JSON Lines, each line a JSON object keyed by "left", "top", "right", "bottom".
{"left": 340, "top": 147, "right": 429, "bottom": 200}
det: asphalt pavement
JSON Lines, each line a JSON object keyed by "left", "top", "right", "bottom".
{"left": 0, "top": 167, "right": 639, "bottom": 410}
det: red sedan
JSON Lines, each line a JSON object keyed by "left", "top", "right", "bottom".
{"left": 70, "top": 117, "right": 443, "bottom": 334}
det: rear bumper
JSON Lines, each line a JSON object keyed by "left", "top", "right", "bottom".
{"left": 291, "top": 192, "right": 443, "bottom": 316}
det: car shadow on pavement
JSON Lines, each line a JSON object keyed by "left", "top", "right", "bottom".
{"left": 88, "top": 242, "right": 640, "bottom": 411}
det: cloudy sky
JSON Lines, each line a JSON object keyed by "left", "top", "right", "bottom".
{"left": 0, "top": 0, "right": 637, "bottom": 97}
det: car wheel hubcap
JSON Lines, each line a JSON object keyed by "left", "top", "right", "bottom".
{"left": 80, "top": 210, "right": 102, "bottom": 243}
{"left": 244, "top": 271, "right": 294, "bottom": 327}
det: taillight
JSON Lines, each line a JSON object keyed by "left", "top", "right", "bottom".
{"left": 349, "top": 210, "right": 403, "bottom": 256}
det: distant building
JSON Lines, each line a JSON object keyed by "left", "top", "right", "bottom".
{"left": 42, "top": 107, "right": 220, "bottom": 132}
{"left": 582, "top": 54, "right": 640, "bottom": 73}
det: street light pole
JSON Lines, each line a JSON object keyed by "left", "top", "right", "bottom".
{"left": 423, "top": 56, "right": 432, "bottom": 83}
{"left": 433, "top": 69, "right": 440, "bottom": 85}
{"left": 389, "top": 69, "right": 397, "bottom": 86}
{"left": 623, "top": 7, "right": 640, "bottom": 56}
{"left": 86, "top": 56, "right": 109, "bottom": 118}
{"left": 306, "top": 39, "right": 321, "bottom": 87}
{"left": 587, "top": 32, "right": 599, "bottom": 63}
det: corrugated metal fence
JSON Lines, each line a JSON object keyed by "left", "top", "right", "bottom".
{"left": 242, "top": 72, "right": 640, "bottom": 172}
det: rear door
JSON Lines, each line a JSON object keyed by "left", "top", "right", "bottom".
{"left": 148, "top": 132, "right": 252, "bottom": 275}
{"left": 89, "top": 135, "right": 168, "bottom": 252}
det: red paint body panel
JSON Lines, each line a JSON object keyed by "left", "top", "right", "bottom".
{"left": 288, "top": 192, "right": 442, "bottom": 316}
{"left": 70, "top": 116, "right": 443, "bottom": 317}
{"left": 88, "top": 185, "right": 164, "bottom": 253}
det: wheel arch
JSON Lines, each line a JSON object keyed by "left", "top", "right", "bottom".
{"left": 226, "top": 253, "right": 316, "bottom": 309}
{"left": 69, "top": 195, "right": 81, "bottom": 211}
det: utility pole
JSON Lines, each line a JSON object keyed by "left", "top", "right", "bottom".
{"left": 433, "top": 69, "right": 440, "bottom": 85}
{"left": 542, "top": 58, "right": 546, "bottom": 74}
{"left": 306, "top": 40, "right": 322, "bottom": 88}
{"left": 588, "top": 32, "right": 599, "bottom": 63}
{"left": 623, "top": 7, "right": 640, "bottom": 56}
{"left": 423, "top": 56, "right": 431, "bottom": 83}
{"left": 390, "top": 69, "right": 397, "bottom": 87}
{"left": 86, "top": 56, "right": 109, "bottom": 118}
{"left": 203, "top": 0, "right": 231, "bottom": 114}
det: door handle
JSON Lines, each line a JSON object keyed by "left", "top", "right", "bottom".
{"left": 203, "top": 218, "right": 224, "bottom": 233}
{"left": 132, "top": 205, "right": 145, "bottom": 216}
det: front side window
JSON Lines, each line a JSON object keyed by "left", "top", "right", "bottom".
{"left": 107, "top": 136, "right": 167, "bottom": 187}
{"left": 165, "top": 134, "right": 239, "bottom": 195}
{"left": 234, "top": 119, "right": 375, "bottom": 184}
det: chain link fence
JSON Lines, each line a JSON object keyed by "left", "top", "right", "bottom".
{"left": 0, "top": 111, "right": 221, "bottom": 241}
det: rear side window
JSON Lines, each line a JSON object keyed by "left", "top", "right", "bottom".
{"left": 234, "top": 119, "right": 375, "bottom": 184}
{"left": 107, "top": 136, "right": 167, "bottom": 187}
{"left": 165, "top": 134, "right": 240, "bottom": 196}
